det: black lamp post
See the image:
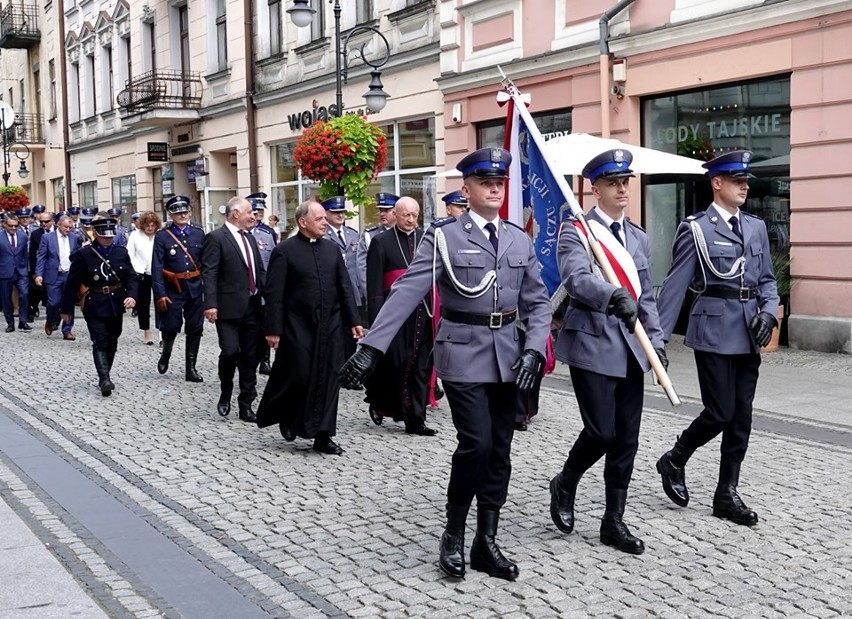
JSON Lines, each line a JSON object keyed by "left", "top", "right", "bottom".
{"left": 287, "top": 0, "right": 391, "bottom": 116}
{"left": 1, "top": 106, "right": 30, "bottom": 187}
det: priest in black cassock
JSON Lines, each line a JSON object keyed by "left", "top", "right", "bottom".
{"left": 364, "top": 197, "right": 437, "bottom": 436}
{"left": 256, "top": 200, "right": 364, "bottom": 455}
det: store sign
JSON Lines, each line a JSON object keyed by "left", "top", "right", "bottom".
{"left": 656, "top": 113, "right": 785, "bottom": 146}
{"left": 147, "top": 142, "right": 169, "bottom": 162}
{"left": 286, "top": 101, "right": 377, "bottom": 132}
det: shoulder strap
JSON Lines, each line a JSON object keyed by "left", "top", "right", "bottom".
{"left": 164, "top": 228, "right": 200, "bottom": 271}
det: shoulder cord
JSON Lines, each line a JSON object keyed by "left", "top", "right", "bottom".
{"left": 433, "top": 227, "right": 497, "bottom": 299}
{"left": 687, "top": 220, "right": 745, "bottom": 293}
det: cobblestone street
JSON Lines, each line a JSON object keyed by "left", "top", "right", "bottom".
{"left": 2, "top": 318, "right": 852, "bottom": 618}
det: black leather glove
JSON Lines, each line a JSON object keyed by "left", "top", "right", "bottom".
{"left": 654, "top": 347, "right": 669, "bottom": 371}
{"left": 607, "top": 287, "right": 638, "bottom": 333}
{"left": 749, "top": 312, "right": 778, "bottom": 348}
{"left": 512, "top": 349, "right": 545, "bottom": 393}
{"left": 339, "top": 344, "right": 382, "bottom": 389}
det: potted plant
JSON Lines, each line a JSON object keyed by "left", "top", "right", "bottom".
{"left": 0, "top": 185, "right": 30, "bottom": 213}
{"left": 292, "top": 114, "right": 387, "bottom": 209}
{"left": 762, "top": 246, "right": 792, "bottom": 352}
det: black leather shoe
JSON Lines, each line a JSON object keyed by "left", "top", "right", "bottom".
{"left": 18, "top": 322, "right": 32, "bottom": 332}
{"left": 656, "top": 438, "right": 694, "bottom": 507}
{"left": 238, "top": 406, "right": 257, "bottom": 423}
{"left": 514, "top": 420, "right": 528, "bottom": 431}
{"left": 550, "top": 472, "right": 581, "bottom": 534}
{"left": 369, "top": 405, "right": 383, "bottom": 426}
{"left": 279, "top": 425, "right": 296, "bottom": 441}
{"left": 258, "top": 360, "right": 272, "bottom": 376}
{"left": 469, "top": 510, "right": 518, "bottom": 581}
{"left": 406, "top": 423, "right": 437, "bottom": 436}
{"left": 217, "top": 395, "right": 230, "bottom": 417}
{"left": 5, "top": 325, "right": 15, "bottom": 333}
{"left": 99, "top": 378, "right": 114, "bottom": 397}
{"left": 313, "top": 438, "right": 343, "bottom": 455}
{"left": 185, "top": 368, "right": 203, "bottom": 383}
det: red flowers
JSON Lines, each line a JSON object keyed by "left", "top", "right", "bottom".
{"left": 0, "top": 186, "right": 30, "bottom": 212}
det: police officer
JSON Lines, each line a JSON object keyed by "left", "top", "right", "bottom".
{"left": 152, "top": 195, "right": 206, "bottom": 382}
{"left": 60, "top": 213, "right": 138, "bottom": 396}
{"left": 442, "top": 190, "right": 468, "bottom": 219}
{"left": 68, "top": 206, "right": 81, "bottom": 231}
{"left": 247, "top": 192, "right": 276, "bottom": 375}
{"left": 16, "top": 207, "right": 34, "bottom": 237}
{"left": 355, "top": 192, "right": 398, "bottom": 320}
{"left": 655, "top": 150, "right": 778, "bottom": 527}
{"left": 340, "top": 148, "right": 551, "bottom": 581}
{"left": 549, "top": 149, "right": 666, "bottom": 556}
{"left": 107, "top": 208, "right": 128, "bottom": 246}
{"left": 78, "top": 208, "right": 97, "bottom": 245}
{"left": 323, "top": 195, "right": 362, "bottom": 356}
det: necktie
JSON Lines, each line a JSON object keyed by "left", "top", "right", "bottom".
{"left": 484, "top": 222, "right": 499, "bottom": 253}
{"left": 610, "top": 221, "right": 624, "bottom": 246}
{"left": 729, "top": 216, "right": 742, "bottom": 240}
{"left": 337, "top": 229, "right": 346, "bottom": 247}
{"left": 239, "top": 231, "right": 257, "bottom": 295}
{"left": 10, "top": 233, "right": 16, "bottom": 250}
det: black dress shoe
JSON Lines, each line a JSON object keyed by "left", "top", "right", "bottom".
{"left": 279, "top": 425, "right": 296, "bottom": 441}
{"left": 258, "top": 360, "right": 272, "bottom": 376}
{"left": 369, "top": 405, "right": 383, "bottom": 426}
{"left": 18, "top": 322, "right": 32, "bottom": 332}
{"left": 515, "top": 420, "right": 528, "bottom": 431}
{"left": 217, "top": 396, "right": 231, "bottom": 417}
{"left": 313, "top": 438, "right": 344, "bottom": 455}
{"left": 406, "top": 423, "right": 438, "bottom": 436}
{"left": 5, "top": 325, "right": 14, "bottom": 333}
{"left": 238, "top": 406, "right": 257, "bottom": 423}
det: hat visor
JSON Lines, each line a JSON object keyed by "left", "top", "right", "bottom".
{"left": 168, "top": 207, "right": 190, "bottom": 214}
{"left": 465, "top": 170, "right": 509, "bottom": 179}
{"left": 376, "top": 204, "right": 395, "bottom": 209}
{"left": 591, "top": 170, "right": 635, "bottom": 182}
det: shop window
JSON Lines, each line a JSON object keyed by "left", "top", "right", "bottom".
{"left": 477, "top": 108, "right": 572, "bottom": 148}
{"left": 78, "top": 181, "right": 97, "bottom": 209}
{"left": 111, "top": 175, "right": 137, "bottom": 222}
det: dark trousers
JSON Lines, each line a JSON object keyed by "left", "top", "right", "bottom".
{"left": 135, "top": 274, "right": 158, "bottom": 331}
{"left": 566, "top": 357, "right": 644, "bottom": 490}
{"left": 45, "top": 272, "right": 74, "bottom": 333}
{"left": 443, "top": 381, "right": 517, "bottom": 510}
{"left": 1, "top": 275, "right": 29, "bottom": 326}
{"left": 681, "top": 350, "right": 761, "bottom": 463}
{"left": 215, "top": 298, "right": 261, "bottom": 409}
{"left": 29, "top": 277, "right": 45, "bottom": 314}
{"left": 159, "top": 294, "right": 203, "bottom": 341}
{"left": 86, "top": 315, "right": 123, "bottom": 353}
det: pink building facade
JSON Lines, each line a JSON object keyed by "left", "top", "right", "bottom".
{"left": 437, "top": 0, "right": 852, "bottom": 353}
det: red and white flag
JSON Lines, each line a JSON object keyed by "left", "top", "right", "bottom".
{"left": 497, "top": 91, "right": 529, "bottom": 227}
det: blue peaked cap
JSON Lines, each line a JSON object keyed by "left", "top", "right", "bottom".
{"left": 582, "top": 149, "right": 635, "bottom": 183}
{"left": 321, "top": 196, "right": 347, "bottom": 212}
{"left": 375, "top": 193, "right": 399, "bottom": 208}
{"left": 456, "top": 148, "right": 511, "bottom": 179}
{"left": 702, "top": 150, "right": 755, "bottom": 179}
{"left": 441, "top": 190, "right": 468, "bottom": 207}
{"left": 246, "top": 192, "right": 267, "bottom": 211}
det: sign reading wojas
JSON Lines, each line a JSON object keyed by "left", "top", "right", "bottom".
{"left": 287, "top": 100, "right": 377, "bottom": 132}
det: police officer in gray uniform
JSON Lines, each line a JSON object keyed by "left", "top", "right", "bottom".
{"left": 248, "top": 192, "right": 276, "bottom": 375}
{"left": 549, "top": 149, "right": 666, "bottom": 555}
{"left": 655, "top": 150, "right": 778, "bottom": 527}
{"left": 355, "top": 193, "right": 397, "bottom": 320}
{"left": 324, "top": 195, "right": 362, "bottom": 352}
{"left": 340, "top": 148, "right": 551, "bottom": 581}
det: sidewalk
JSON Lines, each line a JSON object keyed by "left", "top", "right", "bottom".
{"left": 551, "top": 334, "right": 852, "bottom": 429}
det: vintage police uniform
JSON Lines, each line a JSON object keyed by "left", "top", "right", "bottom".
{"left": 355, "top": 192, "right": 398, "bottom": 317}
{"left": 247, "top": 192, "right": 276, "bottom": 375}
{"left": 78, "top": 208, "right": 96, "bottom": 245}
{"left": 60, "top": 216, "right": 138, "bottom": 396}
{"left": 550, "top": 149, "right": 665, "bottom": 556}
{"left": 340, "top": 148, "right": 551, "bottom": 581}
{"left": 151, "top": 195, "right": 206, "bottom": 381}
{"left": 655, "top": 150, "right": 778, "bottom": 527}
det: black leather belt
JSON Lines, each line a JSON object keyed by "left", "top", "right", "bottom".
{"left": 442, "top": 308, "right": 518, "bottom": 329}
{"left": 568, "top": 298, "right": 597, "bottom": 312}
{"left": 702, "top": 286, "right": 758, "bottom": 302}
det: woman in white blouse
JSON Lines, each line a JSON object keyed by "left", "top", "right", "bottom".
{"left": 126, "top": 211, "right": 161, "bottom": 345}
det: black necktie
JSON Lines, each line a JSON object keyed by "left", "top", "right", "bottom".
{"left": 729, "top": 216, "right": 742, "bottom": 240}
{"left": 484, "top": 222, "right": 498, "bottom": 253}
{"left": 337, "top": 229, "right": 345, "bottom": 246}
{"left": 610, "top": 221, "right": 624, "bottom": 246}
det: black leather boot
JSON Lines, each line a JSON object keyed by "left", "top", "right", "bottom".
{"left": 438, "top": 504, "right": 469, "bottom": 579}
{"left": 185, "top": 335, "right": 203, "bottom": 383}
{"left": 258, "top": 347, "right": 272, "bottom": 376}
{"left": 600, "top": 487, "right": 644, "bottom": 555}
{"left": 93, "top": 350, "right": 114, "bottom": 397}
{"left": 656, "top": 435, "right": 696, "bottom": 507}
{"left": 713, "top": 460, "right": 758, "bottom": 526}
{"left": 550, "top": 468, "right": 582, "bottom": 534}
{"left": 158, "top": 339, "right": 175, "bottom": 375}
{"left": 469, "top": 509, "right": 519, "bottom": 580}
{"left": 106, "top": 346, "right": 117, "bottom": 372}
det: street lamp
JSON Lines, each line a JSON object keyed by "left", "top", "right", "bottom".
{"left": 288, "top": 0, "right": 391, "bottom": 115}
{"left": 0, "top": 104, "right": 31, "bottom": 186}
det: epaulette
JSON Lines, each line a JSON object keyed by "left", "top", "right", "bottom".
{"left": 189, "top": 223, "right": 204, "bottom": 230}
{"left": 685, "top": 212, "right": 706, "bottom": 222}
{"left": 365, "top": 225, "right": 380, "bottom": 233}
{"left": 501, "top": 219, "right": 525, "bottom": 232}
{"left": 741, "top": 211, "right": 763, "bottom": 221}
{"left": 430, "top": 217, "right": 456, "bottom": 228}
{"left": 625, "top": 218, "right": 645, "bottom": 233}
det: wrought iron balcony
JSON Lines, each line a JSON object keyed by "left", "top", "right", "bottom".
{"left": 1, "top": 114, "right": 44, "bottom": 145}
{"left": 116, "top": 70, "right": 203, "bottom": 126}
{"left": 0, "top": 3, "right": 40, "bottom": 49}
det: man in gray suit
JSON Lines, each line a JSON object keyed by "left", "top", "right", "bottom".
{"left": 324, "top": 195, "right": 362, "bottom": 357}
{"left": 549, "top": 149, "right": 665, "bottom": 556}
{"left": 655, "top": 150, "right": 778, "bottom": 527}
{"left": 355, "top": 193, "right": 397, "bottom": 322}
{"left": 340, "top": 147, "right": 551, "bottom": 581}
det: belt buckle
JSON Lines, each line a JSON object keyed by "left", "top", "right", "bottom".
{"left": 489, "top": 312, "right": 503, "bottom": 329}
{"left": 738, "top": 288, "right": 750, "bottom": 302}
{"left": 101, "top": 286, "right": 110, "bottom": 294}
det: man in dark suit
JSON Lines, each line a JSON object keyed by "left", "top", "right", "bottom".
{"left": 35, "top": 215, "right": 82, "bottom": 340}
{"left": 28, "top": 206, "right": 52, "bottom": 319}
{"left": 202, "top": 196, "right": 266, "bottom": 421}
{"left": 0, "top": 213, "right": 31, "bottom": 332}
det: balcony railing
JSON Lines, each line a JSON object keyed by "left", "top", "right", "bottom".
{"left": 0, "top": 3, "right": 40, "bottom": 49}
{"left": 116, "top": 70, "right": 203, "bottom": 114}
{"left": 1, "top": 114, "right": 44, "bottom": 144}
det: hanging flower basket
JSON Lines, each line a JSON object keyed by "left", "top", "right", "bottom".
{"left": 292, "top": 115, "right": 387, "bottom": 208}
{"left": 0, "top": 186, "right": 30, "bottom": 212}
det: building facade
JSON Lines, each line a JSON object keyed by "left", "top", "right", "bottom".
{"left": 438, "top": 0, "right": 852, "bottom": 353}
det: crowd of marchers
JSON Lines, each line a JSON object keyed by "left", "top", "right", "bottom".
{"left": 0, "top": 145, "right": 778, "bottom": 583}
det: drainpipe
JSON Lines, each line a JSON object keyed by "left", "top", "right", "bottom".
{"left": 56, "top": 0, "right": 73, "bottom": 208}
{"left": 599, "top": 0, "right": 637, "bottom": 138}
{"left": 243, "top": 0, "right": 258, "bottom": 192}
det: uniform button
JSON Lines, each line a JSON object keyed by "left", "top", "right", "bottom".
{"left": 447, "top": 334, "right": 452, "bottom": 340}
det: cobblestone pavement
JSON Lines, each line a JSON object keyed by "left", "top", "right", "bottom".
{"left": 2, "top": 317, "right": 852, "bottom": 618}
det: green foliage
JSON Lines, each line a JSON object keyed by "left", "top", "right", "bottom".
{"left": 771, "top": 246, "right": 793, "bottom": 299}
{"left": 0, "top": 185, "right": 30, "bottom": 212}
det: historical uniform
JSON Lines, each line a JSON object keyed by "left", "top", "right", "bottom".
{"left": 248, "top": 192, "right": 276, "bottom": 375}
{"left": 152, "top": 195, "right": 205, "bottom": 382}
{"left": 549, "top": 149, "right": 665, "bottom": 556}
{"left": 340, "top": 148, "right": 551, "bottom": 581}
{"left": 60, "top": 215, "right": 138, "bottom": 396}
{"left": 355, "top": 192, "right": 398, "bottom": 321}
{"left": 78, "top": 208, "right": 97, "bottom": 246}
{"left": 655, "top": 150, "right": 778, "bottom": 527}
